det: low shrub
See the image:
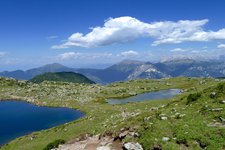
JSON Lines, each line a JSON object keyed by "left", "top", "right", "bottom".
{"left": 43, "top": 139, "right": 65, "bottom": 150}
{"left": 217, "top": 83, "right": 225, "bottom": 93}
{"left": 187, "top": 93, "right": 201, "bottom": 104}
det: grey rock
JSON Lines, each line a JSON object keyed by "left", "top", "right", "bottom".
{"left": 162, "top": 137, "right": 170, "bottom": 142}
{"left": 123, "top": 142, "right": 143, "bottom": 150}
{"left": 119, "top": 130, "right": 129, "bottom": 139}
{"left": 96, "top": 146, "right": 112, "bottom": 150}
{"left": 211, "top": 108, "right": 223, "bottom": 111}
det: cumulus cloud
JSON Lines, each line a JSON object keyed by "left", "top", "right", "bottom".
{"left": 58, "top": 52, "right": 81, "bottom": 60}
{"left": 58, "top": 52, "right": 113, "bottom": 60}
{"left": 217, "top": 44, "right": 225, "bottom": 48}
{"left": 51, "top": 16, "right": 225, "bottom": 49}
{"left": 120, "top": 50, "right": 139, "bottom": 57}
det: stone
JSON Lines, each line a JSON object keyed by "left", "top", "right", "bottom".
{"left": 166, "top": 83, "right": 172, "bottom": 86}
{"left": 162, "top": 137, "right": 170, "bottom": 142}
{"left": 210, "top": 92, "right": 216, "bottom": 98}
{"left": 171, "top": 108, "right": 176, "bottom": 112}
{"left": 96, "top": 146, "right": 112, "bottom": 150}
{"left": 129, "top": 132, "right": 140, "bottom": 137}
{"left": 123, "top": 142, "right": 143, "bottom": 150}
{"left": 144, "top": 117, "right": 150, "bottom": 122}
{"left": 160, "top": 116, "right": 167, "bottom": 120}
{"left": 175, "top": 113, "right": 186, "bottom": 119}
{"left": 119, "top": 130, "right": 129, "bottom": 139}
{"left": 219, "top": 117, "right": 225, "bottom": 122}
{"left": 160, "top": 105, "right": 166, "bottom": 108}
{"left": 149, "top": 107, "right": 158, "bottom": 111}
{"left": 30, "top": 135, "right": 36, "bottom": 141}
{"left": 211, "top": 108, "right": 223, "bottom": 111}
{"left": 208, "top": 122, "right": 225, "bottom": 127}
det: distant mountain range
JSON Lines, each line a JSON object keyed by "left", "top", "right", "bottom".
{"left": 1, "top": 59, "right": 225, "bottom": 84}
{"left": 29, "top": 72, "right": 95, "bottom": 84}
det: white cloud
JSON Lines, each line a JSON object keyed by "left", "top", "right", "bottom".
{"left": 217, "top": 44, "right": 225, "bottom": 48}
{"left": 58, "top": 52, "right": 81, "bottom": 60}
{"left": 58, "top": 52, "right": 113, "bottom": 61}
{"left": 52, "top": 16, "right": 225, "bottom": 49}
{"left": 0, "top": 52, "right": 6, "bottom": 58}
{"left": 152, "top": 26, "right": 225, "bottom": 46}
{"left": 120, "top": 50, "right": 139, "bottom": 57}
{"left": 170, "top": 48, "right": 187, "bottom": 52}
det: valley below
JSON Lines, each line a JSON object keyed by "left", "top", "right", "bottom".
{"left": 0, "top": 77, "right": 224, "bottom": 150}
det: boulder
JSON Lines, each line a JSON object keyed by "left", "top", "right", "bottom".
{"left": 119, "top": 130, "right": 129, "bottom": 139}
{"left": 123, "top": 142, "right": 143, "bottom": 150}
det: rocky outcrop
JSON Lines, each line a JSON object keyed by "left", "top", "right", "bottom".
{"left": 57, "top": 135, "right": 121, "bottom": 150}
{"left": 56, "top": 127, "right": 142, "bottom": 150}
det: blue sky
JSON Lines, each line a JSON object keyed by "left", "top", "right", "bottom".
{"left": 0, "top": 0, "right": 225, "bottom": 71}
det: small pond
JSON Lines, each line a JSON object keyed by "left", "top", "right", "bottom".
{"left": 107, "top": 89, "right": 181, "bottom": 104}
{"left": 0, "top": 100, "right": 84, "bottom": 146}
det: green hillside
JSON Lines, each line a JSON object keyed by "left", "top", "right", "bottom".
{"left": 0, "top": 77, "right": 224, "bottom": 150}
{"left": 29, "top": 72, "right": 95, "bottom": 84}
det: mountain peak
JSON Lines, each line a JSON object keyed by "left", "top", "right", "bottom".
{"left": 25, "top": 63, "right": 74, "bottom": 78}
{"left": 41, "top": 63, "right": 66, "bottom": 68}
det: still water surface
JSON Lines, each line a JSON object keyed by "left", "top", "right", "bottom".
{"left": 0, "top": 100, "right": 84, "bottom": 146}
{"left": 107, "top": 89, "right": 181, "bottom": 104}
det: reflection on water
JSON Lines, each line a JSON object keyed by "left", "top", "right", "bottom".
{"left": 107, "top": 89, "right": 181, "bottom": 104}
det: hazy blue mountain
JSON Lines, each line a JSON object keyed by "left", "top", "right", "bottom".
{"left": 157, "top": 59, "right": 225, "bottom": 78}
{"left": 180, "top": 61, "right": 225, "bottom": 77}
{"left": 0, "top": 63, "right": 75, "bottom": 80}
{"left": 76, "top": 60, "right": 144, "bottom": 83}
{"left": 26, "top": 63, "right": 75, "bottom": 77}
{"left": 157, "top": 59, "right": 196, "bottom": 76}
{"left": 1, "top": 59, "right": 225, "bottom": 83}
{"left": 77, "top": 59, "right": 225, "bottom": 82}
{"left": 219, "top": 55, "right": 225, "bottom": 61}
{"left": 0, "top": 70, "right": 32, "bottom": 80}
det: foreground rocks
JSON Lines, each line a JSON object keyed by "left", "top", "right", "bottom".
{"left": 123, "top": 142, "right": 143, "bottom": 150}
{"left": 57, "top": 138, "right": 144, "bottom": 150}
{"left": 56, "top": 135, "right": 121, "bottom": 150}
{"left": 56, "top": 127, "right": 143, "bottom": 150}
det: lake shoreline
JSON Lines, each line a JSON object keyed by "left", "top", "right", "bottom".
{"left": 0, "top": 100, "right": 85, "bottom": 146}
{"left": 107, "top": 89, "right": 181, "bottom": 104}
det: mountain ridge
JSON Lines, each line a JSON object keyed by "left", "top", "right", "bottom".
{"left": 1, "top": 59, "right": 225, "bottom": 83}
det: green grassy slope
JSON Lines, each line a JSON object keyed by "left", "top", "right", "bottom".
{"left": 29, "top": 72, "right": 95, "bottom": 84}
{"left": 0, "top": 77, "right": 224, "bottom": 150}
